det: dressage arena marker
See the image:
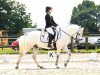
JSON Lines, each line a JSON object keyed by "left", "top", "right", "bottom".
{"left": 48, "top": 51, "right": 55, "bottom": 58}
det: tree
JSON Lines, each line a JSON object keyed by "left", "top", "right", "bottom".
{"left": 70, "top": 0, "right": 100, "bottom": 32}
{"left": 32, "top": 22, "right": 37, "bottom": 28}
{"left": 0, "top": 0, "right": 32, "bottom": 35}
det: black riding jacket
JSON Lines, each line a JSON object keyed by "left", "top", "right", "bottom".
{"left": 45, "top": 13, "right": 58, "bottom": 29}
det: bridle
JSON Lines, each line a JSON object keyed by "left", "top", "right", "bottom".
{"left": 61, "top": 27, "right": 81, "bottom": 41}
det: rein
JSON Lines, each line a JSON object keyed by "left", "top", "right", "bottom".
{"left": 61, "top": 27, "right": 81, "bottom": 40}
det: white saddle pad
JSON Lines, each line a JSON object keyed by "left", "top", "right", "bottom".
{"left": 40, "top": 27, "right": 61, "bottom": 43}
{"left": 40, "top": 31, "right": 49, "bottom": 43}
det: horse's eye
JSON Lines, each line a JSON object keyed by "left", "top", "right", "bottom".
{"left": 79, "top": 34, "right": 80, "bottom": 35}
{"left": 78, "top": 33, "right": 80, "bottom": 35}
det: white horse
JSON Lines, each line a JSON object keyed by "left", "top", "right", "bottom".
{"left": 15, "top": 25, "right": 84, "bottom": 69}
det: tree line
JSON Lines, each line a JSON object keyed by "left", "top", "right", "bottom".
{"left": 0, "top": 0, "right": 33, "bottom": 35}
{"left": 70, "top": 0, "right": 100, "bottom": 33}
{"left": 0, "top": 0, "right": 100, "bottom": 35}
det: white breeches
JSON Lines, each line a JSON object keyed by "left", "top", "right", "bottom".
{"left": 46, "top": 27, "right": 54, "bottom": 35}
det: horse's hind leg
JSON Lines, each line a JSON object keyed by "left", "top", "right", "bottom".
{"left": 64, "top": 47, "right": 71, "bottom": 67}
{"left": 15, "top": 53, "right": 24, "bottom": 69}
{"left": 32, "top": 45, "right": 43, "bottom": 69}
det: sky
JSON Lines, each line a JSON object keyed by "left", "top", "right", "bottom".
{"left": 16, "top": 0, "right": 100, "bottom": 28}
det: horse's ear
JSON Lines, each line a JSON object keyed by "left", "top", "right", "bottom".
{"left": 82, "top": 27, "right": 84, "bottom": 31}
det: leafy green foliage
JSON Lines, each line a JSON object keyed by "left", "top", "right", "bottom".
{"left": 0, "top": 0, "right": 32, "bottom": 34}
{"left": 70, "top": 0, "right": 100, "bottom": 32}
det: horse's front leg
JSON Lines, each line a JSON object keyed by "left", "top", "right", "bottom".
{"left": 55, "top": 49, "right": 61, "bottom": 68}
{"left": 64, "top": 47, "right": 71, "bottom": 67}
{"left": 32, "top": 46, "right": 43, "bottom": 69}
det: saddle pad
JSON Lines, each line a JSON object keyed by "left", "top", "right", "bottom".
{"left": 40, "top": 27, "right": 61, "bottom": 43}
{"left": 40, "top": 32, "right": 49, "bottom": 43}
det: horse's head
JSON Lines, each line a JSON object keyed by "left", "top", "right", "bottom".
{"left": 75, "top": 27, "right": 84, "bottom": 44}
{"left": 77, "top": 27, "right": 84, "bottom": 38}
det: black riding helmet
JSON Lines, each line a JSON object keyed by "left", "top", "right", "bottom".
{"left": 46, "top": 6, "right": 52, "bottom": 13}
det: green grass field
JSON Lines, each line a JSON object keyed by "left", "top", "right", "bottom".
{"left": 0, "top": 48, "right": 53, "bottom": 54}
{"left": 0, "top": 48, "right": 18, "bottom": 54}
{"left": 0, "top": 48, "right": 100, "bottom": 54}
{"left": 73, "top": 49, "right": 100, "bottom": 53}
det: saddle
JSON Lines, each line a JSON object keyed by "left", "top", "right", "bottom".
{"left": 40, "top": 27, "right": 61, "bottom": 43}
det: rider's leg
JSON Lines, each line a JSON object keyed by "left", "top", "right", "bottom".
{"left": 48, "top": 33, "right": 54, "bottom": 48}
{"left": 53, "top": 29, "right": 56, "bottom": 49}
{"left": 53, "top": 42, "right": 57, "bottom": 50}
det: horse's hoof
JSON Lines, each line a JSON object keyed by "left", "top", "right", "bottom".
{"left": 15, "top": 66, "right": 19, "bottom": 69}
{"left": 40, "top": 66, "right": 43, "bottom": 69}
{"left": 38, "top": 66, "right": 44, "bottom": 69}
{"left": 64, "top": 63, "right": 67, "bottom": 67}
{"left": 56, "top": 66, "right": 59, "bottom": 68}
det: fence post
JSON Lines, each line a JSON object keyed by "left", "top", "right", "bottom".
{"left": 85, "top": 36, "right": 88, "bottom": 50}
{"left": 84, "top": 31, "right": 89, "bottom": 50}
{"left": 71, "top": 37, "right": 74, "bottom": 51}
{"left": 0, "top": 36, "right": 18, "bottom": 49}
{"left": 1, "top": 39, "right": 3, "bottom": 50}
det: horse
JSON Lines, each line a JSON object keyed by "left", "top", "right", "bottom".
{"left": 15, "top": 25, "right": 84, "bottom": 69}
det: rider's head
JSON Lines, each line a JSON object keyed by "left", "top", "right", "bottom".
{"left": 46, "top": 6, "right": 52, "bottom": 14}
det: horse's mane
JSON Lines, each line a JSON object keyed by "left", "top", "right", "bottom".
{"left": 61, "top": 24, "right": 80, "bottom": 31}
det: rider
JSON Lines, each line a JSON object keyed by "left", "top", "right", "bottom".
{"left": 45, "top": 6, "right": 58, "bottom": 48}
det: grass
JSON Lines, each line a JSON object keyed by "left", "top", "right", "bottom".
{"left": 0, "top": 48, "right": 19, "bottom": 54}
{"left": 0, "top": 48, "right": 100, "bottom": 54}
{"left": 73, "top": 49, "right": 100, "bottom": 53}
{"left": 0, "top": 48, "right": 54, "bottom": 54}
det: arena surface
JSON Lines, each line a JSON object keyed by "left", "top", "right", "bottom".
{"left": 0, "top": 53, "right": 100, "bottom": 75}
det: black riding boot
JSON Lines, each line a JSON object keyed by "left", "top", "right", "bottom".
{"left": 48, "top": 33, "right": 54, "bottom": 48}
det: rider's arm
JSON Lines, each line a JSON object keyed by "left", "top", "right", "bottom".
{"left": 51, "top": 16, "right": 58, "bottom": 27}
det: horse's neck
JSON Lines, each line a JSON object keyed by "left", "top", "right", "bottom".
{"left": 64, "top": 26, "right": 78, "bottom": 36}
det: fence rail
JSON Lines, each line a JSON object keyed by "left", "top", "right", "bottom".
{"left": 0, "top": 35, "right": 100, "bottom": 50}
{"left": 0, "top": 36, "right": 18, "bottom": 38}
{"left": 0, "top": 36, "right": 18, "bottom": 50}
